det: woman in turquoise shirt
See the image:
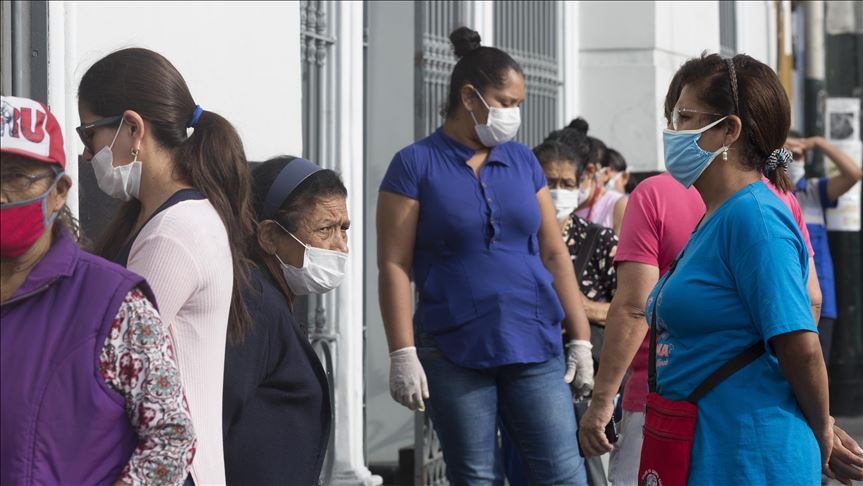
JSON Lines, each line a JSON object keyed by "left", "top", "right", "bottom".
{"left": 649, "top": 53, "right": 831, "bottom": 484}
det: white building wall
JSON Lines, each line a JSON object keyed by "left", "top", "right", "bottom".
{"left": 737, "top": 0, "right": 777, "bottom": 67}
{"left": 578, "top": 0, "right": 777, "bottom": 172}
{"left": 47, "top": 0, "right": 303, "bottom": 212}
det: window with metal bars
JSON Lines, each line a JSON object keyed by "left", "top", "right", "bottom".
{"left": 494, "top": 0, "right": 561, "bottom": 147}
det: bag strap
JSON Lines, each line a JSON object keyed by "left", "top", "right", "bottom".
{"left": 574, "top": 223, "right": 603, "bottom": 281}
{"left": 686, "top": 341, "right": 765, "bottom": 403}
{"left": 647, "top": 249, "right": 767, "bottom": 401}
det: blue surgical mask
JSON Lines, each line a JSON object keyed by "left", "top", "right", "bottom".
{"left": 662, "top": 117, "right": 728, "bottom": 188}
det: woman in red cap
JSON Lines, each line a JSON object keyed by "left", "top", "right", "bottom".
{"left": 0, "top": 95, "right": 195, "bottom": 486}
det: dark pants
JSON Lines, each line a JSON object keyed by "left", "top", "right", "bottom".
{"left": 819, "top": 317, "right": 834, "bottom": 368}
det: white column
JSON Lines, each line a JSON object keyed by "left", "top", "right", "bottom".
{"left": 561, "top": 0, "right": 579, "bottom": 125}
{"left": 329, "top": 1, "right": 381, "bottom": 485}
{"left": 472, "top": 0, "right": 494, "bottom": 46}
{"left": 46, "top": 0, "right": 78, "bottom": 216}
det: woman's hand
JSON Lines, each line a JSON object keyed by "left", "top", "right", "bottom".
{"left": 389, "top": 347, "right": 429, "bottom": 412}
{"left": 816, "top": 417, "right": 836, "bottom": 475}
{"left": 564, "top": 340, "right": 594, "bottom": 397}
{"left": 577, "top": 396, "right": 615, "bottom": 457}
{"left": 826, "top": 422, "right": 863, "bottom": 485}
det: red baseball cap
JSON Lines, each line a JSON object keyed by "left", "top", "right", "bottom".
{"left": 1, "top": 95, "right": 66, "bottom": 169}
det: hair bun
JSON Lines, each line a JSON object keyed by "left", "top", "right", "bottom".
{"left": 450, "top": 27, "right": 482, "bottom": 59}
{"left": 567, "top": 117, "right": 589, "bottom": 135}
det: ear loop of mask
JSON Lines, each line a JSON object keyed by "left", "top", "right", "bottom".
{"left": 469, "top": 86, "right": 491, "bottom": 126}
{"left": 270, "top": 220, "right": 307, "bottom": 269}
{"left": 108, "top": 119, "right": 124, "bottom": 150}
{"left": 41, "top": 171, "right": 66, "bottom": 229}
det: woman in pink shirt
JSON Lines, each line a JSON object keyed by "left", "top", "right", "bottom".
{"left": 78, "top": 48, "right": 254, "bottom": 485}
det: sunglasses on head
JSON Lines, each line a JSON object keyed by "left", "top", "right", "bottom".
{"left": 75, "top": 115, "right": 123, "bottom": 153}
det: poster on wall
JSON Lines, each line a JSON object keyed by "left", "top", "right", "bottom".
{"left": 824, "top": 140, "right": 862, "bottom": 232}
{"left": 824, "top": 98, "right": 861, "bottom": 232}
{"left": 825, "top": 97, "right": 860, "bottom": 143}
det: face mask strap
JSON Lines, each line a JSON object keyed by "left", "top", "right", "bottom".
{"left": 108, "top": 118, "right": 125, "bottom": 150}
{"left": 471, "top": 86, "right": 491, "bottom": 111}
{"left": 39, "top": 172, "right": 65, "bottom": 229}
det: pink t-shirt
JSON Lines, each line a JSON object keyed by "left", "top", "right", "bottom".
{"left": 575, "top": 189, "right": 626, "bottom": 230}
{"left": 614, "top": 173, "right": 813, "bottom": 412}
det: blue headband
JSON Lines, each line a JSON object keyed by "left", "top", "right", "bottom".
{"left": 187, "top": 105, "right": 203, "bottom": 128}
{"left": 261, "top": 158, "right": 322, "bottom": 220}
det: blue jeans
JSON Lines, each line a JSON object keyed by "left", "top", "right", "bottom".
{"left": 418, "top": 348, "right": 587, "bottom": 486}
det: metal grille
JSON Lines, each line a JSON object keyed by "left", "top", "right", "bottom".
{"left": 300, "top": 1, "right": 338, "bottom": 482}
{"left": 719, "top": 0, "right": 737, "bottom": 58}
{"left": 414, "top": 0, "right": 469, "bottom": 140}
{"left": 494, "top": 0, "right": 561, "bottom": 147}
{"left": 415, "top": 413, "right": 448, "bottom": 486}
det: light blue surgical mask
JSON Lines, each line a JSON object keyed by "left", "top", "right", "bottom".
{"left": 662, "top": 116, "right": 728, "bottom": 188}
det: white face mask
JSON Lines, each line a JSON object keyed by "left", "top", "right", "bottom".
{"left": 788, "top": 159, "right": 806, "bottom": 185}
{"left": 578, "top": 177, "right": 594, "bottom": 205}
{"left": 604, "top": 172, "right": 622, "bottom": 192}
{"left": 274, "top": 225, "right": 348, "bottom": 295}
{"left": 90, "top": 120, "right": 142, "bottom": 201}
{"left": 549, "top": 188, "right": 580, "bottom": 221}
{"left": 470, "top": 87, "right": 521, "bottom": 147}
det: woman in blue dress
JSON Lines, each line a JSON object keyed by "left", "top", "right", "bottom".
{"left": 377, "top": 27, "right": 593, "bottom": 485}
{"left": 651, "top": 53, "right": 831, "bottom": 484}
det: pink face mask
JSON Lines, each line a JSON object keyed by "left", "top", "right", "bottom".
{"left": 0, "top": 174, "right": 62, "bottom": 259}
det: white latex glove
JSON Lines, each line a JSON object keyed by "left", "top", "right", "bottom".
{"left": 564, "top": 339, "right": 594, "bottom": 397}
{"left": 389, "top": 346, "right": 430, "bottom": 412}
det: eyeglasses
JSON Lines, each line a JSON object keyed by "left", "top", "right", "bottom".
{"left": 0, "top": 169, "right": 57, "bottom": 198}
{"left": 75, "top": 115, "right": 123, "bottom": 153}
{"left": 671, "top": 107, "right": 725, "bottom": 131}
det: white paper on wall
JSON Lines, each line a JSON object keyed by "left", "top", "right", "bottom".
{"left": 825, "top": 97, "right": 861, "bottom": 143}
{"left": 824, "top": 140, "right": 862, "bottom": 232}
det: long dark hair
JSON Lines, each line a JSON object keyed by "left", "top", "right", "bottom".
{"left": 79, "top": 47, "right": 254, "bottom": 342}
{"left": 665, "top": 52, "right": 792, "bottom": 191}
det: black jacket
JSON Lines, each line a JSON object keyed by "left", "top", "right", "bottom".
{"left": 223, "top": 267, "right": 332, "bottom": 485}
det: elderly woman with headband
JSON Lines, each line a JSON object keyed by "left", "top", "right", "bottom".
{"left": 223, "top": 157, "right": 349, "bottom": 485}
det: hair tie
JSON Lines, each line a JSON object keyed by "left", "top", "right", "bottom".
{"left": 187, "top": 105, "right": 203, "bottom": 128}
{"left": 764, "top": 148, "right": 792, "bottom": 175}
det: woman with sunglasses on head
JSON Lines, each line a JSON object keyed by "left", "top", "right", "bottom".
{"left": 77, "top": 48, "right": 254, "bottom": 485}
{"left": 377, "top": 27, "right": 592, "bottom": 485}
{"left": 223, "top": 156, "right": 349, "bottom": 485}
{"left": 1, "top": 96, "right": 195, "bottom": 486}
{"left": 634, "top": 54, "right": 830, "bottom": 484}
